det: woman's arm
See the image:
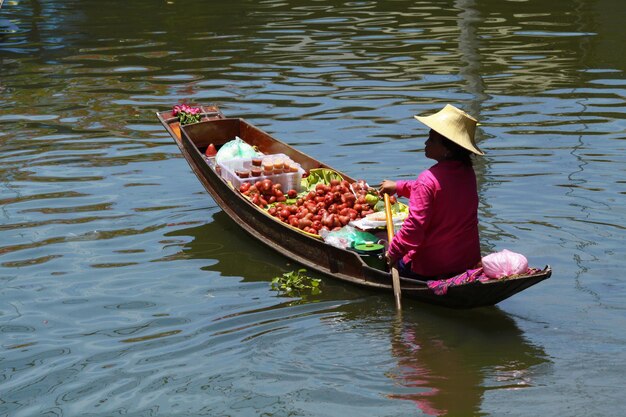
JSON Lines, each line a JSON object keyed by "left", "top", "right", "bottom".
{"left": 387, "top": 180, "right": 435, "bottom": 262}
{"left": 379, "top": 179, "right": 413, "bottom": 199}
{"left": 379, "top": 180, "right": 397, "bottom": 196}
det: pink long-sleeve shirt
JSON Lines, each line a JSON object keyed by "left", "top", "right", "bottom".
{"left": 388, "top": 160, "right": 481, "bottom": 277}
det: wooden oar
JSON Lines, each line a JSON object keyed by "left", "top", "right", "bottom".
{"left": 384, "top": 193, "right": 402, "bottom": 311}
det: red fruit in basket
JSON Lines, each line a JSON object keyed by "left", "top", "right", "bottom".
{"left": 261, "top": 179, "right": 272, "bottom": 192}
{"left": 239, "top": 182, "right": 251, "bottom": 193}
{"left": 205, "top": 143, "right": 217, "bottom": 157}
{"left": 298, "top": 218, "right": 312, "bottom": 229}
{"left": 296, "top": 208, "right": 309, "bottom": 219}
{"left": 338, "top": 215, "right": 350, "bottom": 226}
{"left": 287, "top": 189, "right": 298, "bottom": 199}
{"left": 334, "top": 216, "right": 343, "bottom": 228}
{"left": 321, "top": 215, "right": 332, "bottom": 229}
{"left": 280, "top": 209, "right": 291, "bottom": 219}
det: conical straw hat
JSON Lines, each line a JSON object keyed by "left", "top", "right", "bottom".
{"left": 414, "top": 104, "right": 484, "bottom": 155}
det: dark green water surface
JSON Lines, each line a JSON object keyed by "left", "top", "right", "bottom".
{"left": 1, "top": 1, "right": 625, "bottom": 416}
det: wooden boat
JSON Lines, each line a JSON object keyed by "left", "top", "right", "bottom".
{"left": 156, "top": 105, "right": 551, "bottom": 309}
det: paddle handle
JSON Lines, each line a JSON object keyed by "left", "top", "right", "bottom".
{"left": 384, "top": 194, "right": 395, "bottom": 243}
{"left": 384, "top": 193, "right": 402, "bottom": 311}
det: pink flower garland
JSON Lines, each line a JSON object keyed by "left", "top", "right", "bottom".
{"left": 172, "top": 104, "right": 202, "bottom": 125}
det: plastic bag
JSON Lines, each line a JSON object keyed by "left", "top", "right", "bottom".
{"left": 348, "top": 202, "right": 408, "bottom": 231}
{"left": 349, "top": 215, "right": 405, "bottom": 231}
{"left": 482, "top": 249, "right": 528, "bottom": 279}
{"left": 320, "top": 226, "right": 378, "bottom": 249}
{"left": 215, "top": 137, "right": 259, "bottom": 164}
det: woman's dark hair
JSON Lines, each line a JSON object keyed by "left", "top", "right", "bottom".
{"left": 435, "top": 131, "right": 473, "bottom": 166}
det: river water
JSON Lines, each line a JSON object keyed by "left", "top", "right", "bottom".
{"left": 1, "top": 1, "right": 625, "bottom": 416}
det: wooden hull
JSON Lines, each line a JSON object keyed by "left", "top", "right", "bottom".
{"left": 156, "top": 107, "right": 551, "bottom": 309}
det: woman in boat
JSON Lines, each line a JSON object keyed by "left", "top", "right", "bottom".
{"left": 378, "top": 104, "right": 484, "bottom": 279}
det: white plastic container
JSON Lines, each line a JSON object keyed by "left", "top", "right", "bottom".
{"left": 218, "top": 154, "right": 305, "bottom": 192}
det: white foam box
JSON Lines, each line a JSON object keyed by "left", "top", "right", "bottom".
{"left": 218, "top": 154, "right": 305, "bottom": 192}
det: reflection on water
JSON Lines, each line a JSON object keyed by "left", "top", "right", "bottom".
{"left": 1, "top": 0, "right": 625, "bottom": 415}
{"left": 166, "top": 217, "right": 549, "bottom": 417}
{"left": 323, "top": 301, "right": 548, "bottom": 416}
{"left": 163, "top": 211, "right": 291, "bottom": 280}
{"left": 387, "top": 309, "right": 547, "bottom": 416}
{"left": 166, "top": 212, "right": 368, "bottom": 302}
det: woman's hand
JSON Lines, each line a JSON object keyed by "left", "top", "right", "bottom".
{"left": 378, "top": 180, "right": 397, "bottom": 197}
{"left": 385, "top": 251, "right": 399, "bottom": 266}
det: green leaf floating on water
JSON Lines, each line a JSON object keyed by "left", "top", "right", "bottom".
{"left": 271, "top": 269, "right": 321, "bottom": 296}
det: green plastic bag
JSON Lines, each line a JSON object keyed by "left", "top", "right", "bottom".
{"left": 320, "top": 226, "right": 378, "bottom": 249}
{"left": 215, "top": 137, "right": 260, "bottom": 164}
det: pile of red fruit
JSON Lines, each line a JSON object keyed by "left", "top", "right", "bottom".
{"left": 351, "top": 179, "right": 396, "bottom": 205}
{"left": 239, "top": 178, "right": 383, "bottom": 235}
{"left": 239, "top": 179, "right": 290, "bottom": 208}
